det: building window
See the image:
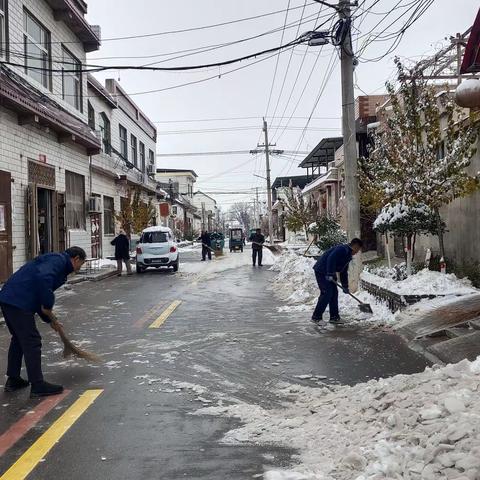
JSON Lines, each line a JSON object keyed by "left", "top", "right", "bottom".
{"left": 87, "top": 101, "right": 95, "bottom": 129}
{"left": 99, "top": 113, "right": 111, "bottom": 154}
{"left": 130, "top": 134, "right": 138, "bottom": 167}
{"left": 139, "top": 142, "right": 145, "bottom": 173}
{"left": 62, "top": 47, "right": 82, "bottom": 110}
{"left": 65, "top": 171, "right": 85, "bottom": 230}
{"left": 24, "top": 9, "right": 50, "bottom": 89}
{"left": 119, "top": 125, "right": 127, "bottom": 159}
{"left": 0, "top": 0, "right": 7, "bottom": 60}
{"left": 148, "top": 149, "right": 154, "bottom": 165}
{"left": 103, "top": 195, "right": 115, "bottom": 235}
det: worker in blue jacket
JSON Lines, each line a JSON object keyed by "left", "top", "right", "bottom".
{"left": 311, "top": 238, "right": 363, "bottom": 324}
{"left": 0, "top": 247, "right": 86, "bottom": 398}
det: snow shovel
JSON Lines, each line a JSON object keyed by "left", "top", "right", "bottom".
{"left": 252, "top": 241, "right": 283, "bottom": 256}
{"left": 335, "top": 281, "right": 373, "bottom": 314}
{"left": 50, "top": 314, "right": 103, "bottom": 363}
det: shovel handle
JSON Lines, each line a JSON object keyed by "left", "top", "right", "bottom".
{"left": 333, "top": 281, "right": 364, "bottom": 305}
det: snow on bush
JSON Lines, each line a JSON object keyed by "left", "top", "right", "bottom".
{"left": 362, "top": 268, "right": 477, "bottom": 296}
{"left": 197, "top": 357, "right": 480, "bottom": 480}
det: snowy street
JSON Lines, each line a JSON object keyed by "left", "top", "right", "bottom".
{"left": 0, "top": 247, "right": 430, "bottom": 479}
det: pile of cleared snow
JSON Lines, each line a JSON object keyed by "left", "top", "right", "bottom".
{"left": 197, "top": 357, "right": 480, "bottom": 480}
{"left": 362, "top": 269, "right": 477, "bottom": 296}
{"left": 270, "top": 251, "right": 396, "bottom": 325}
{"left": 181, "top": 248, "right": 275, "bottom": 275}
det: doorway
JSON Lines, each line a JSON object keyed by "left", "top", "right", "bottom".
{"left": 37, "top": 187, "right": 54, "bottom": 255}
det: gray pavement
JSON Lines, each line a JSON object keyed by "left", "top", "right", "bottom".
{"left": 0, "top": 247, "right": 429, "bottom": 479}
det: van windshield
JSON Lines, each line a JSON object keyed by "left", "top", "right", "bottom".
{"left": 141, "top": 232, "right": 168, "bottom": 243}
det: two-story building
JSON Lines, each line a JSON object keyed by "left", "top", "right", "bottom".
{"left": 156, "top": 169, "right": 198, "bottom": 238}
{"left": 0, "top": 0, "right": 102, "bottom": 281}
{"left": 87, "top": 76, "right": 164, "bottom": 258}
{"left": 192, "top": 191, "right": 217, "bottom": 231}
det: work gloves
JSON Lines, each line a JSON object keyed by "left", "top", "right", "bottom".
{"left": 326, "top": 275, "right": 336, "bottom": 283}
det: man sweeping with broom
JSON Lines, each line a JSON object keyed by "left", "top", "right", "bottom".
{"left": 0, "top": 247, "right": 86, "bottom": 398}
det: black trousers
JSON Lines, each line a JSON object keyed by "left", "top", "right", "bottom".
{"left": 202, "top": 245, "right": 212, "bottom": 260}
{"left": 1, "top": 303, "right": 43, "bottom": 384}
{"left": 252, "top": 248, "right": 263, "bottom": 266}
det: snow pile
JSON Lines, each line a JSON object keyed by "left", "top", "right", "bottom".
{"left": 180, "top": 249, "right": 275, "bottom": 276}
{"left": 197, "top": 357, "right": 480, "bottom": 480}
{"left": 270, "top": 251, "right": 396, "bottom": 325}
{"left": 362, "top": 268, "right": 477, "bottom": 296}
{"left": 373, "top": 201, "right": 431, "bottom": 230}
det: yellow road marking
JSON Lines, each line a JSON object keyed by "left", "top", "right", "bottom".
{"left": 0, "top": 389, "right": 103, "bottom": 480}
{"left": 149, "top": 300, "right": 182, "bottom": 328}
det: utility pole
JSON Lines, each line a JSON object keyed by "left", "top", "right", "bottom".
{"left": 263, "top": 118, "right": 274, "bottom": 243}
{"left": 339, "top": 0, "right": 361, "bottom": 243}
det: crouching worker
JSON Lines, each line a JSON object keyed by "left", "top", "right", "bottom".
{"left": 311, "top": 239, "right": 363, "bottom": 325}
{"left": 0, "top": 247, "right": 86, "bottom": 398}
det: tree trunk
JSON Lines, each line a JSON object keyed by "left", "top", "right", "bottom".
{"left": 435, "top": 207, "right": 446, "bottom": 259}
{"left": 406, "top": 235, "right": 413, "bottom": 276}
{"left": 385, "top": 233, "right": 392, "bottom": 269}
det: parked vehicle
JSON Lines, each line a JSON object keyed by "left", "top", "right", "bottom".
{"left": 136, "top": 226, "right": 179, "bottom": 273}
{"left": 229, "top": 228, "right": 244, "bottom": 252}
{"left": 210, "top": 232, "right": 225, "bottom": 253}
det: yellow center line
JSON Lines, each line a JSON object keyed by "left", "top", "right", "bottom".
{"left": 0, "top": 389, "right": 103, "bottom": 480}
{"left": 149, "top": 300, "right": 182, "bottom": 329}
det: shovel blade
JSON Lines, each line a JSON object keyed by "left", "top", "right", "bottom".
{"left": 359, "top": 303, "right": 373, "bottom": 314}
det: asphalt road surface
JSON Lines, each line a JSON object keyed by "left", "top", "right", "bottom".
{"left": 0, "top": 246, "right": 429, "bottom": 480}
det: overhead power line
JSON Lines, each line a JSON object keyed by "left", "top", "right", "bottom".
{"left": 156, "top": 150, "right": 310, "bottom": 158}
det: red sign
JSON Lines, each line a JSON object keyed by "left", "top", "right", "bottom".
{"left": 38, "top": 154, "right": 47, "bottom": 163}
{"left": 159, "top": 203, "right": 170, "bottom": 217}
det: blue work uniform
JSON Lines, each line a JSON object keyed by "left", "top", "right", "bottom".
{"left": 0, "top": 253, "right": 74, "bottom": 384}
{"left": 312, "top": 244, "right": 353, "bottom": 321}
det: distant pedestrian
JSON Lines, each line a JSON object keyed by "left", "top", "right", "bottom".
{"left": 198, "top": 230, "right": 212, "bottom": 261}
{"left": 311, "top": 239, "right": 363, "bottom": 325}
{"left": 0, "top": 247, "right": 86, "bottom": 398}
{"left": 249, "top": 228, "right": 265, "bottom": 266}
{"left": 111, "top": 230, "right": 132, "bottom": 275}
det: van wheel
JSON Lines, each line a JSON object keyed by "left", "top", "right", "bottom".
{"left": 173, "top": 262, "right": 179, "bottom": 272}
{"left": 136, "top": 264, "right": 145, "bottom": 274}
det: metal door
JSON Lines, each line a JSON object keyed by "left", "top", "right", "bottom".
{"left": 91, "top": 213, "right": 101, "bottom": 258}
{"left": 0, "top": 171, "right": 13, "bottom": 282}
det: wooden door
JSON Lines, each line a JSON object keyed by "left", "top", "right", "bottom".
{"left": 0, "top": 171, "right": 13, "bottom": 282}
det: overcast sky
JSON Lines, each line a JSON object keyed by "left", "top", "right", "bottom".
{"left": 86, "top": 1, "right": 478, "bottom": 211}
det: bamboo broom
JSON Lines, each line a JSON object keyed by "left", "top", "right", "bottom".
{"left": 50, "top": 313, "right": 103, "bottom": 363}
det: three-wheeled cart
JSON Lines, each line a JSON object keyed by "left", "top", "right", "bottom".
{"left": 229, "top": 228, "right": 244, "bottom": 252}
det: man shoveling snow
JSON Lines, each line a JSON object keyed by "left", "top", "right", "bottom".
{"left": 311, "top": 239, "right": 363, "bottom": 325}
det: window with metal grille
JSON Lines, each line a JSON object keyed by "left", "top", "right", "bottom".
{"left": 24, "top": 9, "right": 50, "bottom": 89}
{"left": 87, "top": 101, "right": 95, "bottom": 129}
{"left": 62, "top": 47, "right": 82, "bottom": 110}
{"left": 65, "top": 171, "right": 85, "bottom": 229}
{"left": 131, "top": 134, "right": 138, "bottom": 167}
{"left": 103, "top": 195, "right": 115, "bottom": 235}
{"left": 119, "top": 125, "right": 127, "bottom": 159}
{"left": 139, "top": 142, "right": 146, "bottom": 173}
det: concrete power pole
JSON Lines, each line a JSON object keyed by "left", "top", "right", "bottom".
{"left": 339, "top": 0, "right": 360, "bottom": 242}
{"left": 339, "top": 0, "right": 362, "bottom": 289}
{"left": 263, "top": 118, "right": 274, "bottom": 244}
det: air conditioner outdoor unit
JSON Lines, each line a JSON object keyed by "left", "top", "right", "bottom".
{"left": 88, "top": 196, "right": 102, "bottom": 213}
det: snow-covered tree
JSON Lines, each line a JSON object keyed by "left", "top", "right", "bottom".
{"left": 309, "top": 214, "right": 346, "bottom": 252}
{"left": 368, "top": 58, "right": 479, "bottom": 259}
{"left": 374, "top": 201, "right": 443, "bottom": 274}
{"left": 283, "top": 186, "right": 318, "bottom": 237}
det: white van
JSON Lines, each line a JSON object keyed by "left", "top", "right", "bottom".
{"left": 135, "top": 226, "right": 179, "bottom": 273}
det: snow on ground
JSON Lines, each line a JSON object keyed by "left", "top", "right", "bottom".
{"left": 269, "top": 251, "right": 396, "bottom": 325}
{"left": 197, "top": 357, "right": 480, "bottom": 480}
{"left": 361, "top": 269, "right": 477, "bottom": 296}
{"left": 180, "top": 248, "right": 275, "bottom": 276}
{"left": 178, "top": 242, "right": 200, "bottom": 253}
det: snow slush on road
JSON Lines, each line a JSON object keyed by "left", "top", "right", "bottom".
{"left": 197, "top": 357, "right": 480, "bottom": 480}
